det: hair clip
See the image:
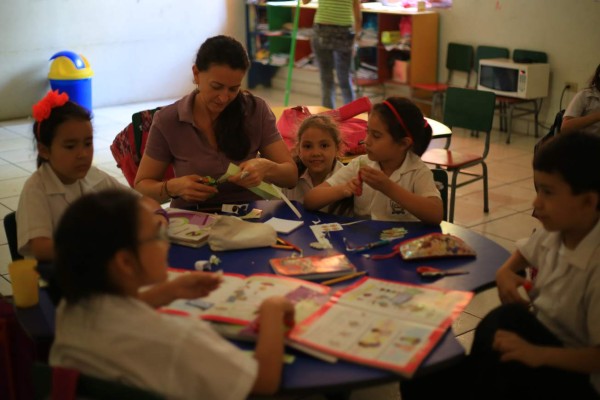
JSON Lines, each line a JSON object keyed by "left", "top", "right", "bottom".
{"left": 32, "top": 90, "right": 69, "bottom": 138}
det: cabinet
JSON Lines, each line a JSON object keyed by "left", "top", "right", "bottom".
{"left": 245, "top": 1, "right": 438, "bottom": 89}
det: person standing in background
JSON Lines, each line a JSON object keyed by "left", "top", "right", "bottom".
{"left": 303, "top": 0, "right": 362, "bottom": 109}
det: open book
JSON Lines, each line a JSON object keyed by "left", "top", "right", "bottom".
{"left": 289, "top": 277, "right": 473, "bottom": 377}
{"left": 161, "top": 269, "right": 331, "bottom": 325}
{"left": 166, "top": 208, "right": 218, "bottom": 248}
{"left": 161, "top": 271, "right": 471, "bottom": 375}
{"left": 161, "top": 269, "right": 336, "bottom": 362}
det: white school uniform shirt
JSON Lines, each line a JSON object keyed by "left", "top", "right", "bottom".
{"left": 517, "top": 218, "right": 600, "bottom": 394}
{"left": 564, "top": 87, "right": 600, "bottom": 135}
{"left": 16, "top": 163, "right": 125, "bottom": 257}
{"left": 50, "top": 295, "right": 257, "bottom": 400}
{"left": 326, "top": 153, "right": 440, "bottom": 221}
{"left": 282, "top": 160, "right": 344, "bottom": 203}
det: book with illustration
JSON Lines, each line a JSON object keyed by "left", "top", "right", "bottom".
{"left": 166, "top": 208, "right": 218, "bottom": 248}
{"left": 161, "top": 269, "right": 331, "bottom": 325}
{"left": 269, "top": 253, "right": 356, "bottom": 281}
{"left": 288, "top": 277, "right": 473, "bottom": 377}
{"left": 161, "top": 271, "right": 472, "bottom": 375}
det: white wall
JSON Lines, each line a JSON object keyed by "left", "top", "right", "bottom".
{"left": 0, "top": 0, "right": 246, "bottom": 120}
{"left": 437, "top": 0, "right": 600, "bottom": 132}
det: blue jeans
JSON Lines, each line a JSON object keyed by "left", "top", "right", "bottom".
{"left": 311, "top": 24, "right": 355, "bottom": 109}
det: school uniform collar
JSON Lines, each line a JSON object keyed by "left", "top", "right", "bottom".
{"left": 299, "top": 160, "right": 343, "bottom": 186}
{"left": 382, "top": 151, "right": 421, "bottom": 179}
{"left": 540, "top": 217, "right": 600, "bottom": 270}
{"left": 39, "top": 163, "right": 104, "bottom": 198}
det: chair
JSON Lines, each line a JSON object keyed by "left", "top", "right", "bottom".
{"left": 411, "top": 42, "right": 474, "bottom": 120}
{"left": 32, "top": 362, "right": 164, "bottom": 400}
{"left": 3, "top": 212, "right": 22, "bottom": 261}
{"left": 110, "top": 108, "right": 174, "bottom": 187}
{"left": 421, "top": 87, "right": 496, "bottom": 223}
{"left": 431, "top": 168, "right": 449, "bottom": 221}
{"left": 496, "top": 49, "right": 548, "bottom": 144}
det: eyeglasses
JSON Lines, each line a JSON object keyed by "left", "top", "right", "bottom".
{"left": 138, "top": 225, "right": 170, "bottom": 246}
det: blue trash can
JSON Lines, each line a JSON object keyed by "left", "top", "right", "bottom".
{"left": 48, "top": 51, "right": 94, "bottom": 112}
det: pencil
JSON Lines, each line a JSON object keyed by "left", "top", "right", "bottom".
{"left": 271, "top": 244, "right": 295, "bottom": 250}
{"left": 277, "top": 237, "right": 302, "bottom": 253}
{"left": 322, "top": 271, "right": 367, "bottom": 286}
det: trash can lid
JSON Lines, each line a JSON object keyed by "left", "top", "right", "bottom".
{"left": 48, "top": 51, "right": 94, "bottom": 80}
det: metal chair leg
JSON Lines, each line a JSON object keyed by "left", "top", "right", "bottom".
{"left": 482, "top": 161, "right": 489, "bottom": 213}
{"left": 449, "top": 169, "right": 460, "bottom": 223}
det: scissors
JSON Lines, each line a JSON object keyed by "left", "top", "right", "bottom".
{"left": 417, "top": 266, "right": 469, "bottom": 278}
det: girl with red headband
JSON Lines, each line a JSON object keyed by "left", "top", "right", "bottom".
{"left": 304, "top": 97, "right": 443, "bottom": 224}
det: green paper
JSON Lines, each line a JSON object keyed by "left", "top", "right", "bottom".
{"left": 218, "top": 163, "right": 281, "bottom": 200}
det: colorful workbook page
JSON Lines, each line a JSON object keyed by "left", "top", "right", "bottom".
{"left": 289, "top": 277, "right": 473, "bottom": 378}
{"left": 166, "top": 208, "right": 218, "bottom": 248}
{"left": 270, "top": 253, "right": 356, "bottom": 281}
{"left": 161, "top": 269, "right": 330, "bottom": 326}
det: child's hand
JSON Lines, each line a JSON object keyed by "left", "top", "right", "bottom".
{"left": 358, "top": 165, "right": 391, "bottom": 193}
{"left": 169, "top": 271, "right": 222, "bottom": 300}
{"left": 493, "top": 330, "right": 546, "bottom": 367}
{"left": 259, "top": 296, "right": 296, "bottom": 328}
{"left": 496, "top": 267, "right": 530, "bottom": 306}
{"left": 341, "top": 176, "right": 362, "bottom": 197}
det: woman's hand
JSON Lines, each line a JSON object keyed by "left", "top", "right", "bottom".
{"left": 231, "top": 158, "right": 275, "bottom": 188}
{"left": 359, "top": 165, "right": 392, "bottom": 193}
{"left": 168, "top": 175, "right": 218, "bottom": 203}
{"left": 496, "top": 267, "right": 529, "bottom": 306}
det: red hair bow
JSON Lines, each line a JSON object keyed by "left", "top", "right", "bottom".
{"left": 32, "top": 90, "right": 69, "bottom": 123}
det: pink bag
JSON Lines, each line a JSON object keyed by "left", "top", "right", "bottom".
{"left": 277, "top": 97, "right": 372, "bottom": 155}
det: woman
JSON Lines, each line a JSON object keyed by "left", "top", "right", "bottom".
{"left": 561, "top": 63, "right": 600, "bottom": 135}
{"left": 135, "top": 35, "right": 297, "bottom": 209}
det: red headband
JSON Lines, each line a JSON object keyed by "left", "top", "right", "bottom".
{"left": 382, "top": 100, "right": 413, "bottom": 141}
{"left": 32, "top": 90, "right": 69, "bottom": 139}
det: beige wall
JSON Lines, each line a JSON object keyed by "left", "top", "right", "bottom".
{"left": 437, "top": 0, "right": 600, "bottom": 131}
{"left": 0, "top": 0, "right": 246, "bottom": 120}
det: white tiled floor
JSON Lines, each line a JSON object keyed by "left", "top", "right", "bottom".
{"left": 0, "top": 87, "right": 542, "bottom": 355}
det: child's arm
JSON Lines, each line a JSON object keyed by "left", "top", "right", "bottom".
{"left": 251, "top": 296, "right": 295, "bottom": 395}
{"left": 138, "top": 272, "right": 222, "bottom": 308}
{"left": 29, "top": 237, "right": 54, "bottom": 262}
{"left": 303, "top": 180, "right": 360, "bottom": 211}
{"left": 496, "top": 251, "right": 530, "bottom": 306}
{"left": 494, "top": 330, "right": 600, "bottom": 374}
{"left": 359, "top": 166, "right": 443, "bottom": 224}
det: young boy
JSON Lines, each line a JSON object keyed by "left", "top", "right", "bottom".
{"left": 470, "top": 132, "right": 600, "bottom": 399}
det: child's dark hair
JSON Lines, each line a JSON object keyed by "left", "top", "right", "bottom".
{"left": 54, "top": 189, "right": 141, "bottom": 304}
{"left": 195, "top": 35, "right": 255, "bottom": 161}
{"left": 33, "top": 100, "right": 91, "bottom": 168}
{"left": 372, "top": 97, "right": 433, "bottom": 156}
{"left": 294, "top": 115, "right": 342, "bottom": 176}
{"left": 589, "top": 63, "right": 600, "bottom": 91}
{"left": 534, "top": 132, "right": 600, "bottom": 209}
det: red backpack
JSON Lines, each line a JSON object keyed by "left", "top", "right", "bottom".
{"left": 276, "top": 97, "right": 372, "bottom": 155}
{"left": 110, "top": 108, "right": 175, "bottom": 187}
